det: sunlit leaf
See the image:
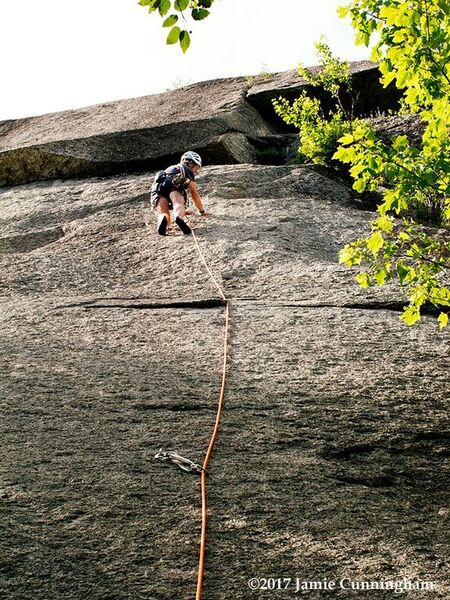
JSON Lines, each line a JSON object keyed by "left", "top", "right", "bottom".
{"left": 159, "top": 0, "right": 171, "bottom": 16}
{"left": 401, "top": 306, "right": 421, "bottom": 326}
{"left": 166, "top": 25, "right": 181, "bottom": 44}
{"left": 367, "top": 231, "right": 384, "bottom": 255}
{"left": 174, "top": 0, "right": 189, "bottom": 10}
{"left": 163, "top": 14, "right": 178, "bottom": 26}
{"left": 180, "top": 29, "right": 191, "bottom": 52}
{"left": 437, "top": 312, "right": 448, "bottom": 329}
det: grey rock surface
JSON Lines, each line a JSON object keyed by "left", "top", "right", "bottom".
{"left": 370, "top": 113, "right": 425, "bottom": 147}
{"left": 0, "top": 62, "right": 403, "bottom": 188}
{"left": 1, "top": 163, "right": 448, "bottom": 599}
{"left": 0, "top": 78, "right": 271, "bottom": 186}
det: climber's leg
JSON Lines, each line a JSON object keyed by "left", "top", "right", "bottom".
{"left": 170, "top": 190, "right": 192, "bottom": 235}
{"left": 156, "top": 197, "right": 170, "bottom": 236}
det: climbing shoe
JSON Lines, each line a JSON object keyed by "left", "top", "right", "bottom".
{"left": 175, "top": 216, "right": 192, "bottom": 235}
{"left": 157, "top": 214, "right": 168, "bottom": 236}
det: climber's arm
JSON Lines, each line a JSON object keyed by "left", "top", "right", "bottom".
{"left": 189, "top": 181, "right": 210, "bottom": 216}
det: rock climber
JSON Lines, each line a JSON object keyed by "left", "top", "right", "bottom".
{"left": 151, "top": 150, "right": 208, "bottom": 236}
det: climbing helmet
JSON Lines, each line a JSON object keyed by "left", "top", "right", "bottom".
{"left": 180, "top": 151, "right": 202, "bottom": 167}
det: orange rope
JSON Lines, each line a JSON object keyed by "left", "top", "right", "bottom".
{"left": 191, "top": 230, "right": 226, "bottom": 302}
{"left": 191, "top": 230, "right": 229, "bottom": 600}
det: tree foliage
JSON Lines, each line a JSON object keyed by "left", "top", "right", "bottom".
{"left": 335, "top": 0, "right": 450, "bottom": 328}
{"left": 138, "top": 0, "right": 214, "bottom": 52}
{"left": 297, "top": 40, "right": 353, "bottom": 116}
{"left": 273, "top": 41, "right": 361, "bottom": 168}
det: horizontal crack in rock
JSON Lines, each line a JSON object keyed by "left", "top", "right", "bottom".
{"left": 334, "top": 474, "right": 396, "bottom": 487}
{"left": 58, "top": 298, "right": 226, "bottom": 310}
{"left": 234, "top": 299, "right": 440, "bottom": 314}
{"left": 56, "top": 297, "right": 438, "bottom": 315}
{"left": 133, "top": 403, "right": 207, "bottom": 412}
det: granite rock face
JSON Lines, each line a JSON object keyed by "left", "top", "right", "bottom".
{"left": 0, "top": 161, "right": 448, "bottom": 599}
{"left": 370, "top": 113, "right": 425, "bottom": 147}
{"left": 0, "top": 62, "right": 403, "bottom": 187}
{"left": 0, "top": 78, "right": 273, "bottom": 186}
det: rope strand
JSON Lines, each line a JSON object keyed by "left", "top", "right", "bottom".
{"left": 191, "top": 230, "right": 229, "bottom": 600}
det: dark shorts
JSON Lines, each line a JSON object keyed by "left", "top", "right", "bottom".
{"left": 151, "top": 180, "right": 188, "bottom": 210}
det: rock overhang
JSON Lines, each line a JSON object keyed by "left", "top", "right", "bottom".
{"left": 0, "top": 61, "right": 402, "bottom": 187}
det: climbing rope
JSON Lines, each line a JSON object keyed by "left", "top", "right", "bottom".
{"left": 191, "top": 229, "right": 229, "bottom": 600}
{"left": 191, "top": 229, "right": 226, "bottom": 303}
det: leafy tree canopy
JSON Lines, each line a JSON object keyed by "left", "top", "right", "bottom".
{"left": 335, "top": 0, "right": 449, "bottom": 328}
{"left": 138, "top": 0, "right": 214, "bottom": 52}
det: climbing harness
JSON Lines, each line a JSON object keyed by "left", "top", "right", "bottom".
{"left": 154, "top": 449, "right": 204, "bottom": 474}
{"left": 150, "top": 164, "right": 192, "bottom": 213}
{"left": 191, "top": 229, "right": 229, "bottom": 600}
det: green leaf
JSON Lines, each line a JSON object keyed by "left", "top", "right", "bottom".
{"left": 382, "top": 70, "right": 397, "bottom": 87}
{"left": 174, "top": 0, "right": 189, "bottom": 10}
{"left": 395, "top": 69, "right": 409, "bottom": 89}
{"left": 163, "top": 14, "right": 178, "bottom": 26}
{"left": 355, "top": 272, "right": 372, "bottom": 287}
{"left": 179, "top": 29, "right": 191, "bottom": 52}
{"left": 393, "top": 29, "right": 406, "bottom": 43}
{"left": 353, "top": 179, "right": 367, "bottom": 193}
{"left": 339, "top": 133, "right": 354, "bottom": 145}
{"left": 367, "top": 231, "right": 384, "bottom": 255}
{"left": 199, "top": 0, "right": 212, "bottom": 6}
{"left": 159, "top": 0, "right": 171, "bottom": 16}
{"left": 410, "top": 288, "right": 427, "bottom": 307}
{"left": 365, "top": 129, "right": 377, "bottom": 143}
{"left": 192, "top": 8, "right": 210, "bottom": 20}
{"left": 332, "top": 146, "right": 348, "bottom": 161}
{"left": 374, "top": 268, "right": 389, "bottom": 285}
{"left": 401, "top": 306, "right": 421, "bottom": 326}
{"left": 376, "top": 215, "right": 394, "bottom": 233}
{"left": 355, "top": 31, "right": 370, "bottom": 46}
{"left": 437, "top": 312, "right": 448, "bottom": 329}
{"left": 142, "top": 0, "right": 160, "bottom": 10}
{"left": 166, "top": 25, "right": 181, "bottom": 44}
{"left": 339, "top": 245, "right": 360, "bottom": 266}
{"left": 397, "top": 263, "right": 410, "bottom": 284}
{"left": 379, "top": 6, "right": 400, "bottom": 25}
{"left": 392, "top": 135, "right": 409, "bottom": 151}
{"left": 148, "top": 0, "right": 161, "bottom": 12}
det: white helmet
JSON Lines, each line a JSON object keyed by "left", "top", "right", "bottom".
{"left": 181, "top": 151, "right": 202, "bottom": 167}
